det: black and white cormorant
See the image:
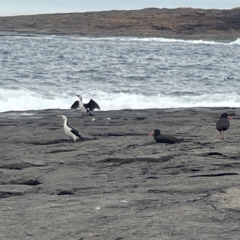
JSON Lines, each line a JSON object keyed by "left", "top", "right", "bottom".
{"left": 57, "top": 115, "right": 83, "bottom": 141}
{"left": 71, "top": 95, "right": 100, "bottom": 116}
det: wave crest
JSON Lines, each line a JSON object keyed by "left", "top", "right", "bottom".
{"left": 0, "top": 88, "right": 239, "bottom": 112}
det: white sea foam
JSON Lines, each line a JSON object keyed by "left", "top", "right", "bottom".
{"left": 117, "top": 37, "right": 240, "bottom": 45}
{"left": 0, "top": 89, "right": 72, "bottom": 112}
{"left": 75, "top": 36, "right": 240, "bottom": 46}
{"left": 5, "top": 33, "right": 240, "bottom": 46}
{"left": 229, "top": 38, "right": 240, "bottom": 45}
{"left": 99, "top": 92, "right": 240, "bottom": 109}
{"left": 115, "top": 37, "right": 223, "bottom": 45}
{"left": 0, "top": 88, "right": 239, "bottom": 113}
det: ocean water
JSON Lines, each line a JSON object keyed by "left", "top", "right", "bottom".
{"left": 0, "top": 33, "right": 240, "bottom": 113}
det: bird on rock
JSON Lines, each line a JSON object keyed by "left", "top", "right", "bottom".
{"left": 149, "top": 129, "right": 183, "bottom": 144}
{"left": 216, "top": 113, "right": 233, "bottom": 140}
{"left": 71, "top": 95, "right": 100, "bottom": 116}
{"left": 57, "top": 115, "right": 83, "bottom": 141}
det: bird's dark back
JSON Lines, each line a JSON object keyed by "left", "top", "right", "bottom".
{"left": 216, "top": 118, "right": 230, "bottom": 131}
{"left": 154, "top": 134, "right": 183, "bottom": 144}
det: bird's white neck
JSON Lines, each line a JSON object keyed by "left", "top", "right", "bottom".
{"left": 78, "top": 96, "right": 82, "bottom": 102}
{"left": 63, "top": 118, "right": 68, "bottom": 126}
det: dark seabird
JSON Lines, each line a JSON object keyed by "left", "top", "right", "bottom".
{"left": 216, "top": 113, "right": 233, "bottom": 140}
{"left": 57, "top": 115, "right": 83, "bottom": 141}
{"left": 149, "top": 129, "right": 183, "bottom": 144}
{"left": 71, "top": 95, "right": 100, "bottom": 116}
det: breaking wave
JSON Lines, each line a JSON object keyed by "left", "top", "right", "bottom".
{"left": 0, "top": 88, "right": 239, "bottom": 113}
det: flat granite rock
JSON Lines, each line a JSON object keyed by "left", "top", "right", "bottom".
{"left": 211, "top": 187, "right": 240, "bottom": 211}
{"left": 0, "top": 107, "right": 240, "bottom": 239}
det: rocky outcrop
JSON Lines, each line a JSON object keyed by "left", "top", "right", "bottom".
{"left": 1, "top": 107, "right": 240, "bottom": 239}
{"left": 0, "top": 8, "right": 240, "bottom": 40}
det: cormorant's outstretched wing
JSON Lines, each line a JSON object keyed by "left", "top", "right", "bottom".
{"left": 84, "top": 99, "right": 100, "bottom": 111}
{"left": 71, "top": 101, "right": 80, "bottom": 109}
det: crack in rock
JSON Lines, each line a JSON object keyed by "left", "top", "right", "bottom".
{"left": 0, "top": 191, "right": 23, "bottom": 199}
{"left": 2, "top": 179, "right": 42, "bottom": 186}
{"left": 98, "top": 155, "right": 175, "bottom": 165}
{"left": 30, "top": 136, "right": 98, "bottom": 145}
{"left": 189, "top": 173, "right": 239, "bottom": 178}
{"left": 0, "top": 162, "right": 35, "bottom": 170}
{"left": 47, "top": 149, "right": 76, "bottom": 154}
{"left": 57, "top": 190, "right": 75, "bottom": 195}
{"left": 21, "top": 179, "right": 42, "bottom": 186}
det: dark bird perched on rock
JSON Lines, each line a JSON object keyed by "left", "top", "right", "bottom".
{"left": 149, "top": 129, "right": 183, "bottom": 144}
{"left": 216, "top": 113, "right": 233, "bottom": 140}
{"left": 57, "top": 115, "right": 83, "bottom": 141}
{"left": 71, "top": 95, "right": 100, "bottom": 116}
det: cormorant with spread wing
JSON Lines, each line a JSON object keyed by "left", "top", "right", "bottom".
{"left": 71, "top": 95, "right": 100, "bottom": 116}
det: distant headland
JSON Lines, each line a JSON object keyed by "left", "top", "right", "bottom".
{"left": 0, "top": 8, "right": 240, "bottom": 41}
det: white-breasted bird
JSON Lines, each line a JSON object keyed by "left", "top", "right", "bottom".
{"left": 71, "top": 95, "right": 100, "bottom": 116}
{"left": 57, "top": 115, "right": 83, "bottom": 141}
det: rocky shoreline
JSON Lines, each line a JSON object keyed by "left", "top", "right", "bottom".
{"left": 1, "top": 107, "right": 240, "bottom": 239}
{"left": 0, "top": 8, "right": 240, "bottom": 41}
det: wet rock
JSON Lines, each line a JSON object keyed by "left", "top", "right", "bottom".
{"left": 211, "top": 187, "right": 240, "bottom": 211}
{"left": 0, "top": 107, "right": 240, "bottom": 239}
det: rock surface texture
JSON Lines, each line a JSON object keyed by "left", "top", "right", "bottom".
{"left": 1, "top": 107, "right": 240, "bottom": 239}
{"left": 1, "top": 8, "right": 240, "bottom": 40}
